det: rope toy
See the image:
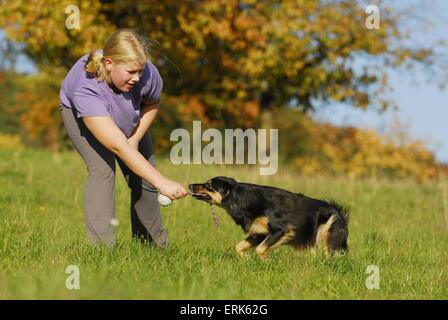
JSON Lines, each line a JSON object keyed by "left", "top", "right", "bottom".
{"left": 188, "top": 192, "right": 219, "bottom": 228}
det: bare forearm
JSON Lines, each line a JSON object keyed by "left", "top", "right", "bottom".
{"left": 82, "top": 115, "right": 186, "bottom": 199}
{"left": 115, "top": 143, "right": 165, "bottom": 188}
{"left": 129, "top": 104, "right": 158, "bottom": 142}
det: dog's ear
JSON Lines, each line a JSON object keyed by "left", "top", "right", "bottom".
{"left": 211, "top": 177, "right": 237, "bottom": 198}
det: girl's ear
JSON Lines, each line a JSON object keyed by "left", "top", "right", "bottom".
{"left": 104, "top": 58, "right": 113, "bottom": 72}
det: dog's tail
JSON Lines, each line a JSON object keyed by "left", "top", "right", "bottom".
{"left": 316, "top": 200, "right": 350, "bottom": 257}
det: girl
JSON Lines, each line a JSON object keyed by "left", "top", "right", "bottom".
{"left": 59, "top": 29, "right": 186, "bottom": 248}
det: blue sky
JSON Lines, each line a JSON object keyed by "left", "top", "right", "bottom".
{"left": 1, "top": 1, "right": 447, "bottom": 163}
{"left": 315, "top": 70, "right": 448, "bottom": 163}
{"left": 317, "top": 0, "right": 448, "bottom": 163}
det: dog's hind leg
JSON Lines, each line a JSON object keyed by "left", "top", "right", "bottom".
{"left": 255, "top": 225, "right": 295, "bottom": 259}
{"left": 315, "top": 213, "right": 349, "bottom": 257}
{"left": 316, "top": 214, "right": 333, "bottom": 257}
{"left": 235, "top": 234, "right": 266, "bottom": 257}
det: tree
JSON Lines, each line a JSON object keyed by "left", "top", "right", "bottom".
{"left": 99, "top": 0, "right": 433, "bottom": 120}
{"left": 0, "top": 0, "right": 439, "bottom": 146}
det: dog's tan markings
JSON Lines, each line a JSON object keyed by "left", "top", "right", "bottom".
{"left": 316, "top": 214, "right": 336, "bottom": 257}
{"left": 255, "top": 224, "right": 296, "bottom": 259}
{"left": 248, "top": 217, "right": 270, "bottom": 235}
{"left": 235, "top": 217, "right": 269, "bottom": 258}
{"left": 209, "top": 191, "right": 222, "bottom": 204}
{"left": 195, "top": 186, "right": 223, "bottom": 204}
{"left": 235, "top": 240, "right": 253, "bottom": 257}
{"left": 255, "top": 242, "right": 269, "bottom": 260}
{"left": 269, "top": 225, "right": 296, "bottom": 250}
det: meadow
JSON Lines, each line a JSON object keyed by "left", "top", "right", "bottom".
{"left": 0, "top": 148, "right": 447, "bottom": 299}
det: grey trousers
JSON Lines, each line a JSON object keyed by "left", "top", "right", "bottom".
{"left": 60, "top": 104, "right": 168, "bottom": 248}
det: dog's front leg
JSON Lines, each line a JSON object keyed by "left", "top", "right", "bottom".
{"left": 235, "top": 234, "right": 267, "bottom": 257}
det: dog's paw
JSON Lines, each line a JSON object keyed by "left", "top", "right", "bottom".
{"left": 235, "top": 240, "right": 252, "bottom": 258}
{"left": 236, "top": 252, "right": 249, "bottom": 260}
{"left": 255, "top": 246, "right": 269, "bottom": 261}
{"left": 235, "top": 248, "right": 249, "bottom": 259}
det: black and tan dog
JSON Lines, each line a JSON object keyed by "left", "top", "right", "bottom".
{"left": 189, "top": 176, "right": 349, "bottom": 259}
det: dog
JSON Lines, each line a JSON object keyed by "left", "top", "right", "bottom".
{"left": 189, "top": 176, "right": 349, "bottom": 259}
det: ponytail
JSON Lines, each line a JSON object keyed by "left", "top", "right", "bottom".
{"left": 85, "top": 50, "right": 107, "bottom": 81}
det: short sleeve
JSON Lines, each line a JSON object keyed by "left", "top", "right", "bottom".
{"left": 141, "top": 61, "right": 163, "bottom": 102}
{"left": 72, "top": 86, "right": 110, "bottom": 118}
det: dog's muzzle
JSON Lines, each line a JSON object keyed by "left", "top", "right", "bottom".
{"left": 188, "top": 184, "right": 213, "bottom": 202}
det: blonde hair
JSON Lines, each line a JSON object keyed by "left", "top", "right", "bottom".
{"left": 85, "top": 29, "right": 149, "bottom": 81}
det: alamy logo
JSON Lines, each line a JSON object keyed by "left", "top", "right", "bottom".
{"left": 170, "top": 121, "right": 278, "bottom": 175}
{"left": 65, "top": 265, "right": 80, "bottom": 290}
{"left": 365, "top": 5, "right": 380, "bottom": 30}
{"left": 365, "top": 265, "right": 380, "bottom": 289}
{"left": 65, "top": 5, "right": 80, "bottom": 30}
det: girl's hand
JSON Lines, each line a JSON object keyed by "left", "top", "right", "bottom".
{"left": 157, "top": 178, "right": 187, "bottom": 200}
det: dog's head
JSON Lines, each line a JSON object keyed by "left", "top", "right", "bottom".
{"left": 189, "top": 176, "right": 237, "bottom": 206}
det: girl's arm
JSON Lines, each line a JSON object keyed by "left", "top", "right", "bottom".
{"left": 127, "top": 99, "right": 159, "bottom": 147}
{"left": 82, "top": 116, "right": 186, "bottom": 199}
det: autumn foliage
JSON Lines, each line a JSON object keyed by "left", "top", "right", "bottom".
{"left": 294, "top": 122, "right": 439, "bottom": 182}
{"left": 0, "top": 0, "right": 443, "bottom": 181}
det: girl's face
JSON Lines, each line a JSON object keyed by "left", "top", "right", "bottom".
{"left": 105, "top": 59, "right": 144, "bottom": 93}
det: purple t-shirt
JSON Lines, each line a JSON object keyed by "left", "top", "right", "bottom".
{"left": 60, "top": 52, "right": 163, "bottom": 137}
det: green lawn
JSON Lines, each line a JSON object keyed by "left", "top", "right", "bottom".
{"left": 0, "top": 148, "right": 447, "bottom": 299}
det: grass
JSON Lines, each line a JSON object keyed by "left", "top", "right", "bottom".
{"left": 0, "top": 148, "right": 447, "bottom": 299}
